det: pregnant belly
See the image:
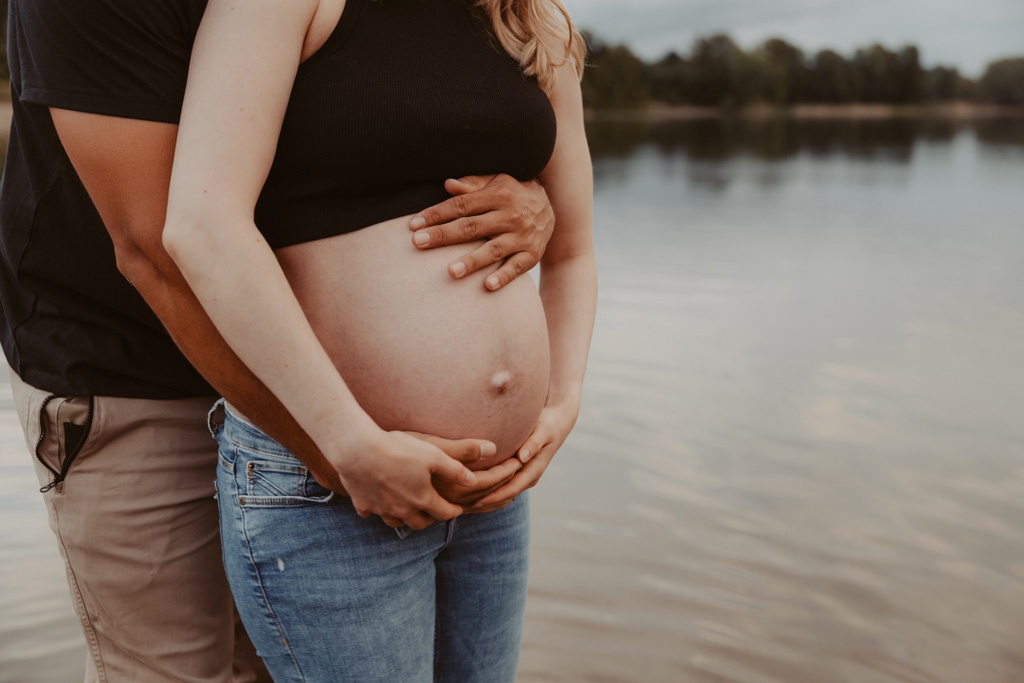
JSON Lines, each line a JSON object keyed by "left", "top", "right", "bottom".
{"left": 275, "top": 216, "right": 551, "bottom": 463}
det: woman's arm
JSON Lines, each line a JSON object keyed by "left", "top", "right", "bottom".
{"left": 472, "top": 46, "right": 598, "bottom": 510}
{"left": 163, "top": 0, "right": 477, "bottom": 529}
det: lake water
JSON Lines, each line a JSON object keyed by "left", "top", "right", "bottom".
{"left": 2, "top": 117, "right": 1024, "bottom": 682}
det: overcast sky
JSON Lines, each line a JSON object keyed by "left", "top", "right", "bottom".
{"left": 562, "top": 0, "right": 1024, "bottom": 76}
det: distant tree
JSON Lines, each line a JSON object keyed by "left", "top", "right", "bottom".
{"left": 688, "top": 34, "right": 744, "bottom": 106}
{"left": 980, "top": 58, "right": 1024, "bottom": 104}
{"left": 581, "top": 35, "right": 651, "bottom": 108}
{"left": 731, "top": 51, "right": 767, "bottom": 106}
{"left": 573, "top": 30, "right": 1006, "bottom": 110}
{"left": 896, "top": 46, "right": 925, "bottom": 103}
{"left": 809, "top": 50, "right": 857, "bottom": 102}
{"left": 758, "top": 38, "right": 807, "bottom": 104}
{"left": 924, "top": 66, "right": 961, "bottom": 101}
{"left": 648, "top": 51, "right": 692, "bottom": 105}
{"left": 954, "top": 73, "right": 981, "bottom": 101}
{"left": 853, "top": 44, "right": 902, "bottom": 102}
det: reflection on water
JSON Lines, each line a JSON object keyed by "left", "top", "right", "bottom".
{"left": 2, "top": 118, "right": 1024, "bottom": 682}
{"left": 523, "top": 117, "right": 1024, "bottom": 682}
{"left": 588, "top": 117, "right": 1024, "bottom": 167}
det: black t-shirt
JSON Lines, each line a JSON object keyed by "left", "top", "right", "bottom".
{"left": 0, "top": 0, "right": 214, "bottom": 398}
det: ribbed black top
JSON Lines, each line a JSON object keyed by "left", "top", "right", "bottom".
{"left": 254, "top": 0, "right": 558, "bottom": 249}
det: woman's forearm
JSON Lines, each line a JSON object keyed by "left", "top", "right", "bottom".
{"left": 163, "top": 215, "right": 381, "bottom": 457}
{"left": 539, "top": 253, "right": 598, "bottom": 413}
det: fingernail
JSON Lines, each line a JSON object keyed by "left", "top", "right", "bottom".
{"left": 519, "top": 448, "right": 532, "bottom": 463}
{"left": 486, "top": 276, "right": 500, "bottom": 289}
{"left": 464, "top": 471, "right": 478, "bottom": 485}
{"left": 410, "top": 216, "right": 426, "bottom": 229}
{"left": 414, "top": 231, "right": 430, "bottom": 246}
{"left": 480, "top": 442, "right": 497, "bottom": 458}
{"left": 451, "top": 262, "right": 467, "bottom": 277}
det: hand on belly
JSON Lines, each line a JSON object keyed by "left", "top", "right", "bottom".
{"left": 276, "top": 215, "right": 551, "bottom": 460}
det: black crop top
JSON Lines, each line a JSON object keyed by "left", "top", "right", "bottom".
{"left": 254, "top": 0, "right": 558, "bottom": 249}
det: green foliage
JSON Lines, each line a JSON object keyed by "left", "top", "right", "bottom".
{"left": 581, "top": 33, "right": 650, "bottom": 109}
{"left": 687, "top": 34, "right": 744, "bottom": 106}
{"left": 980, "top": 58, "right": 1024, "bottom": 104}
{"left": 809, "top": 50, "right": 858, "bottom": 103}
{"left": 757, "top": 38, "right": 806, "bottom": 104}
{"left": 581, "top": 31, "right": 1021, "bottom": 110}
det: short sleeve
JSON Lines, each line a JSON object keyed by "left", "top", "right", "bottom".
{"left": 9, "top": 0, "right": 205, "bottom": 124}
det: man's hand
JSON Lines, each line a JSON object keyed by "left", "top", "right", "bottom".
{"left": 468, "top": 403, "right": 578, "bottom": 514}
{"left": 409, "top": 174, "right": 554, "bottom": 291}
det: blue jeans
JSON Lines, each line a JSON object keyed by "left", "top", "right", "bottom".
{"left": 211, "top": 401, "right": 530, "bottom": 683}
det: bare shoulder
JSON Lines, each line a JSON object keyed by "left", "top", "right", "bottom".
{"left": 533, "top": 1, "right": 585, "bottom": 83}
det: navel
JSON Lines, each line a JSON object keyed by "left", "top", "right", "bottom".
{"left": 490, "top": 370, "right": 513, "bottom": 396}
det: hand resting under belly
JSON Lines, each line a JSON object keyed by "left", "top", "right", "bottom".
{"left": 275, "top": 215, "right": 551, "bottom": 463}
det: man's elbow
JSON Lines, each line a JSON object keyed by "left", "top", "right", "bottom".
{"left": 108, "top": 221, "right": 186, "bottom": 293}
{"left": 110, "top": 232, "right": 160, "bottom": 284}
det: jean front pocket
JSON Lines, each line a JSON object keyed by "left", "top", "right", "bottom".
{"left": 238, "top": 447, "right": 335, "bottom": 508}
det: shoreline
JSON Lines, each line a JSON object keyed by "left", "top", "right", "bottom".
{"left": 5, "top": 102, "right": 1022, "bottom": 139}
{"left": 586, "top": 102, "right": 1024, "bottom": 122}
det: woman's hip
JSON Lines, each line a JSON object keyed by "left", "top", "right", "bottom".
{"left": 211, "top": 401, "right": 530, "bottom": 681}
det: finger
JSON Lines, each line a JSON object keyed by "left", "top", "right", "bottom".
{"left": 419, "top": 492, "right": 465, "bottom": 523}
{"left": 471, "top": 451, "right": 548, "bottom": 509}
{"left": 516, "top": 427, "right": 552, "bottom": 464}
{"left": 402, "top": 511, "right": 437, "bottom": 531}
{"left": 431, "top": 454, "right": 479, "bottom": 488}
{"left": 381, "top": 515, "right": 404, "bottom": 528}
{"left": 483, "top": 251, "right": 536, "bottom": 291}
{"left": 412, "top": 212, "right": 507, "bottom": 251}
{"left": 433, "top": 458, "right": 521, "bottom": 508}
{"left": 409, "top": 191, "right": 488, "bottom": 232}
{"left": 466, "top": 497, "right": 516, "bottom": 515}
{"left": 470, "top": 480, "right": 524, "bottom": 510}
{"left": 403, "top": 431, "right": 496, "bottom": 464}
{"left": 472, "top": 457, "right": 523, "bottom": 488}
{"left": 444, "top": 174, "right": 497, "bottom": 195}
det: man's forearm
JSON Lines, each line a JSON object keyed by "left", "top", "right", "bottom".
{"left": 121, "top": 251, "right": 344, "bottom": 489}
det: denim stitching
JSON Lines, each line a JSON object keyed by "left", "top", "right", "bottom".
{"left": 441, "top": 517, "right": 457, "bottom": 551}
{"left": 239, "top": 492, "right": 336, "bottom": 508}
{"left": 235, "top": 445, "right": 307, "bottom": 681}
{"left": 241, "top": 457, "right": 335, "bottom": 508}
{"left": 224, "top": 433, "right": 295, "bottom": 460}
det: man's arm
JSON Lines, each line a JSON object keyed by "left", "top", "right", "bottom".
{"left": 50, "top": 109, "right": 352, "bottom": 487}
{"left": 50, "top": 108, "right": 530, "bottom": 506}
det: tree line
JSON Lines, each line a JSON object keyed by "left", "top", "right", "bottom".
{"left": 582, "top": 32, "right": 1024, "bottom": 109}
{"left": 1, "top": 8, "right": 1021, "bottom": 110}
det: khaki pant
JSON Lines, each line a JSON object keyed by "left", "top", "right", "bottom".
{"left": 9, "top": 369, "right": 270, "bottom": 683}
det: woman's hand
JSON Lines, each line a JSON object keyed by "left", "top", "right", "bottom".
{"left": 373, "top": 432, "right": 523, "bottom": 527}
{"left": 333, "top": 429, "right": 482, "bottom": 531}
{"left": 409, "top": 174, "right": 554, "bottom": 291}
{"left": 467, "top": 402, "right": 579, "bottom": 514}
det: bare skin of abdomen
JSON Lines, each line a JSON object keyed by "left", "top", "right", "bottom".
{"left": 274, "top": 214, "right": 551, "bottom": 465}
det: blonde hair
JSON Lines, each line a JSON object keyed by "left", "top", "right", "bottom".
{"left": 474, "top": 0, "right": 586, "bottom": 93}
